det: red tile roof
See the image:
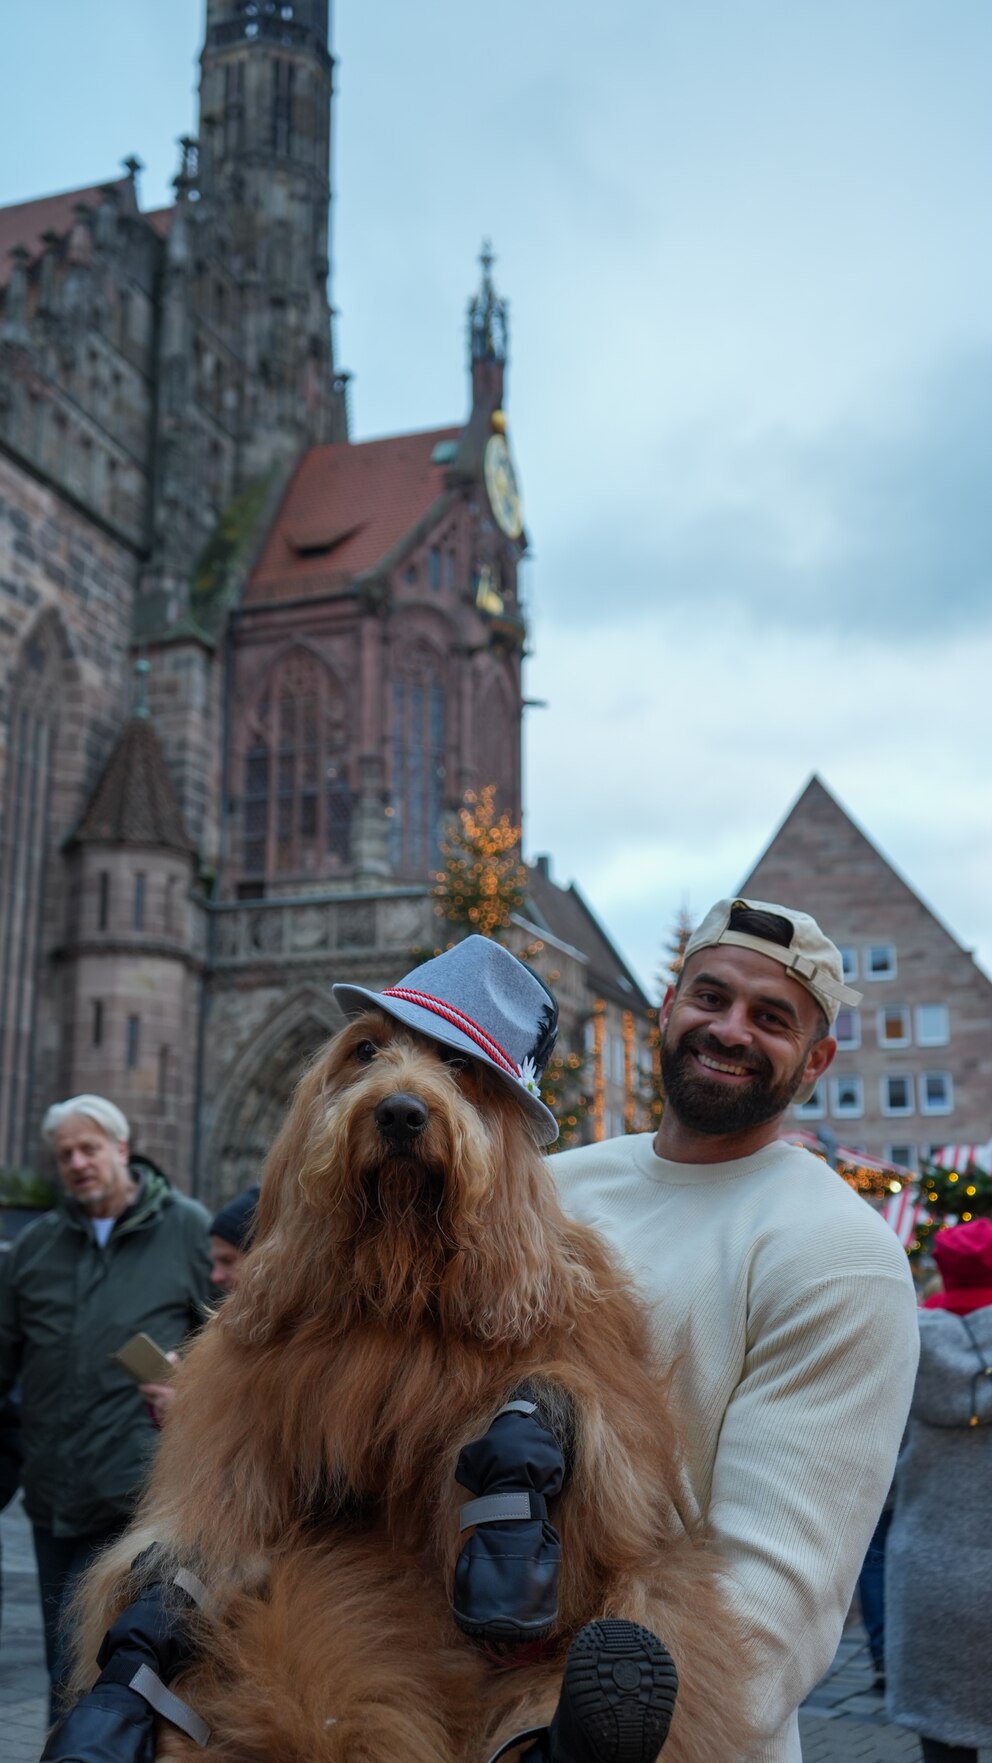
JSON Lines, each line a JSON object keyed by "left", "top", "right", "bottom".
{"left": 0, "top": 180, "right": 126, "bottom": 288}
{"left": 245, "top": 426, "right": 463, "bottom": 605}
{"left": 0, "top": 180, "right": 173, "bottom": 289}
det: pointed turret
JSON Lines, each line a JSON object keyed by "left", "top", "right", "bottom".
{"left": 468, "top": 239, "right": 508, "bottom": 413}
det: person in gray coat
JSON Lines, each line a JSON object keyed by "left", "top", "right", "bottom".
{"left": 886, "top": 1216, "right": 992, "bottom": 1763}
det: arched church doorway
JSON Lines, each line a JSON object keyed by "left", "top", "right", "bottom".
{"left": 204, "top": 989, "right": 343, "bottom": 1206}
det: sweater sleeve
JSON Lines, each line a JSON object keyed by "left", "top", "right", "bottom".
{"left": 707, "top": 1262, "right": 918, "bottom": 1744}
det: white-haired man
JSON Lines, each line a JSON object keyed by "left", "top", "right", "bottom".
{"left": 0, "top": 1095, "right": 211, "bottom": 1719}
{"left": 554, "top": 898, "right": 920, "bottom": 1763}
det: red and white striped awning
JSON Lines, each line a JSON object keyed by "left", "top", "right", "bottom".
{"left": 930, "top": 1141, "right": 992, "bottom": 1174}
{"left": 881, "top": 1187, "right": 929, "bottom": 1247}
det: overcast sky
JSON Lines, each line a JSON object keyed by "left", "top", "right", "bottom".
{"left": 4, "top": 1, "right": 991, "bottom": 995}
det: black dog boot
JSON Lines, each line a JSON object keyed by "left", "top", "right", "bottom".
{"left": 487, "top": 1619, "right": 678, "bottom": 1763}
{"left": 548, "top": 1621, "right": 678, "bottom": 1763}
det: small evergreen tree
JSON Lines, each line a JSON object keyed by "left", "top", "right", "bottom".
{"left": 432, "top": 785, "right": 527, "bottom": 944}
{"left": 913, "top": 1152, "right": 992, "bottom": 1260}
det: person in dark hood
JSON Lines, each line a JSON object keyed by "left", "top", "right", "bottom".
{"left": 0, "top": 1095, "right": 211, "bottom": 1719}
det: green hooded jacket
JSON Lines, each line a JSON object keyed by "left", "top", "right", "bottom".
{"left": 0, "top": 1168, "right": 212, "bottom": 1536}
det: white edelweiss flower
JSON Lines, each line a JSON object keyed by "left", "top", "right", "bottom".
{"left": 518, "top": 1056, "right": 541, "bottom": 1096}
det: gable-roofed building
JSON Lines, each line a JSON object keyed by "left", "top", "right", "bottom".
{"left": 0, "top": 2, "right": 652, "bottom": 1194}
{"left": 741, "top": 776, "right": 992, "bottom": 1169}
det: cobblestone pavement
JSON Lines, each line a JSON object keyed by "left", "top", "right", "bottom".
{"left": 2, "top": 1494, "right": 989, "bottom": 1763}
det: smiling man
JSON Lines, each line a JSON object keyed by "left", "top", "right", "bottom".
{"left": 553, "top": 898, "right": 920, "bottom": 1763}
{"left": 0, "top": 1095, "right": 211, "bottom": 1720}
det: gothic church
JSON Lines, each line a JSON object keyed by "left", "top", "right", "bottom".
{"left": 0, "top": 0, "right": 651, "bottom": 1198}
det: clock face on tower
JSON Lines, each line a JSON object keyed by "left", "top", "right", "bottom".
{"left": 483, "top": 434, "right": 524, "bottom": 539}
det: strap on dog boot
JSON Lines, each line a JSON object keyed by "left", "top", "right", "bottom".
{"left": 483, "top": 1619, "right": 679, "bottom": 1763}
{"left": 41, "top": 1566, "right": 211, "bottom": 1762}
{"left": 453, "top": 1386, "right": 567, "bottom": 1645}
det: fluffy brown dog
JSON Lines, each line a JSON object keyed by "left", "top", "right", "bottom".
{"left": 73, "top": 1010, "right": 752, "bottom": 1763}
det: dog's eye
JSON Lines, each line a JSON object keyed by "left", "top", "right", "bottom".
{"left": 354, "top": 1040, "right": 378, "bottom": 1064}
{"left": 440, "top": 1048, "right": 467, "bottom": 1072}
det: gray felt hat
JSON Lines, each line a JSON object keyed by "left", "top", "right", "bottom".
{"left": 332, "top": 936, "right": 560, "bottom": 1144}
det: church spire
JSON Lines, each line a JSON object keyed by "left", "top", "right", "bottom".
{"left": 468, "top": 240, "right": 508, "bottom": 411}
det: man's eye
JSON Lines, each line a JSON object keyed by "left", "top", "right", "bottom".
{"left": 355, "top": 1040, "right": 377, "bottom": 1064}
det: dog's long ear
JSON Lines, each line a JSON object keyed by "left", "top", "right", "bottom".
{"left": 442, "top": 1096, "right": 560, "bottom": 1346}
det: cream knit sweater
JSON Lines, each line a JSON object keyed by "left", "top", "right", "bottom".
{"left": 553, "top": 1133, "right": 919, "bottom": 1763}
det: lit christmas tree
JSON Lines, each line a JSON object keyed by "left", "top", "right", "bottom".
{"left": 914, "top": 1152, "right": 992, "bottom": 1260}
{"left": 433, "top": 784, "right": 527, "bottom": 943}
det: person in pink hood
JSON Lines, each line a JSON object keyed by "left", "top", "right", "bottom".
{"left": 885, "top": 1217, "right": 992, "bottom": 1763}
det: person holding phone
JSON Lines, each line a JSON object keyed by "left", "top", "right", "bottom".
{"left": 0, "top": 1095, "right": 211, "bottom": 1719}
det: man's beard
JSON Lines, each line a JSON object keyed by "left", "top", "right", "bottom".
{"left": 660, "top": 1027, "right": 809, "bottom": 1136}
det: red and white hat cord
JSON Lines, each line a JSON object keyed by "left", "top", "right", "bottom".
{"left": 382, "top": 986, "right": 522, "bottom": 1080}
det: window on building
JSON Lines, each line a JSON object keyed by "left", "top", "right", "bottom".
{"left": 390, "top": 645, "right": 445, "bottom": 878}
{"left": 0, "top": 614, "right": 61, "bottom": 1170}
{"left": 98, "top": 870, "right": 110, "bottom": 930}
{"left": 428, "top": 547, "right": 441, "bottom": 590}
{"left": 241, "top": 653, "right": 351, "bottom": 879}
{"left": 878, "top": 1004, "right": 910, "bottom": 1048}
{"left": 126, "top": 1015, "right": 140, "bottom": 1070}
{"left": 271, "top": 57, "right": 295, "bottom": 155}
{"left": 882, "top": 1074, "right": 914, "bottom": 1117}
{"left": 444, "top": 550, "right": 456, "bottom": 591}
{"left": 794, "top": 1081, "right": 826, "bottom": 1120}
{"left": 612, "top": 1036, "right": 625, "bottom": 1085}
{"left": 920, "top": 1072, "right": 953, "bottom": 1115}
{"left": 583, "top": 1018, "right": 596, "bottom": 1055}
{"left": 839, "top": 946, "right": 858, "bottom": 982}
{"left": 830, "top": 1074, "right": 863, "bottom": 1118}
{"left": 92, "top": 1000, "right": 104, "bottom": 1047}
{"left": 865, "top": 944, "right": 897, "bottom": 980}
{"left": 915, "top": 1003, "right": 949, "bottom": 1047}
{"left": 834, "top": 1006, "right": 860, "bottom": 1050}
{"left": 133, "top": 872, "right": 145, "bottom": 931}
{"left": 886, "top": 1144, "right": 917, "bottom": 1171}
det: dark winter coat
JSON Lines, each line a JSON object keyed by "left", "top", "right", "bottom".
{"left": 0, "top": 1169, "right": 212, "bottom": 1537}
{"left": 886, "top": 1303, "right": 992, "bottom": 1748}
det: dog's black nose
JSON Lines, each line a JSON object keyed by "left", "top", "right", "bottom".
{"left": 374, "top": 1092, "right": 429, "bottom": 1141}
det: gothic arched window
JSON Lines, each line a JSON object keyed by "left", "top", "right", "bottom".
{"left": 0, "top": 614, "right": 62, "bottom": 1168}
{"left": 241, "top": 649, "right": 351, "bottom": 880}
{"left": 477, "top": 674, "right": 518, "bottom": 820}
{"left": 390, "top": 643, "right": 446, "bottom": 879}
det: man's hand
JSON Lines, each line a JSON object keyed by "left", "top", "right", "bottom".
{"left": 139, "top": 1353, "right": 179, "bottom": 1427}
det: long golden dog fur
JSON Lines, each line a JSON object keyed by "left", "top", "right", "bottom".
{"left": 73, "top": 1012, "right": 753, "bottom": 1762}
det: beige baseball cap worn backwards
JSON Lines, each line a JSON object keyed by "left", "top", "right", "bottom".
{"left": 683, "top": 898, "right": 863, "bottom": 1028}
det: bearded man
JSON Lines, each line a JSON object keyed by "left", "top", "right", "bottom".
{"left": 553, "top": 899, "right": 920, "bottom": 1763}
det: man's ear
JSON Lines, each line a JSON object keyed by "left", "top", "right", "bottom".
{"left": 658, "top": 984, "right": 677, "bottom": 1032}
{"left": 802, "top": 1035, "right": 837, "bottom": 1088}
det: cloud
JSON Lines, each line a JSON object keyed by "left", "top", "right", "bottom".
{"left": 524, "top": 606, "right": 992, "bottom": 995}
{"left": 533, "top": 344, "right": 992, "bottom": 640}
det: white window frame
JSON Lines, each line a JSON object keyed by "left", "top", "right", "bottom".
{"left": 794, "top": 1081, "right": 826, "bottom": 1121}
{"left": 919, "top": 1071, "right": 953, "bottom": 1116}
{"left": 877, "top": 1004, "right": 911, "bottom": 1050}
{"left": 885, "top": 1143, "right": 917, "bottom": 1172}
{"left": 839, "top": 946, "right": 859, "bottom": 982}
{"left": 864, "top": 943, "right": 897, "bottom": 981}
{"left": 830, "top": 1074, "right": 864, "bottom": 1119}
{"left": 915, "top": 1004, "right": 949, "bottom": 1048}
{"left": 881, "top": 1073, "right": 915, "bottom": 1117}
{"left": 834, "top": 1007, "right": 861, "bottom": 1051}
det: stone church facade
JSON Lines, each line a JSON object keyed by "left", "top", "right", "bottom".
{"left": 0, "top": 0, "right": 651, "bottom": 1200}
